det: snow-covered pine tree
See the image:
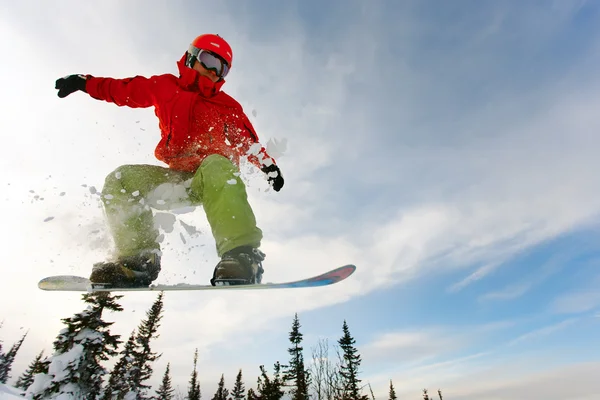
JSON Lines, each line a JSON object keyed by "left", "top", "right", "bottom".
{"left": 187, "top": 348, "right": 201, "bottom": 400}
{"left": 154, "top": 362, "right": 175, "bottom": 400}
{"left": 14, "top": 350, "right": 46, "bottom": 391}
{"left": 211, "top": 374, "right": 229, "bottom": 400}
{"left": 282, "top": 313, "right": 310, "bottom": 400}
{"left": 231, "top": 369, "right": 245, "bottom": 400}
{"left": 338, "top": 320, "right": 368, "bottom": 400}
{"left": 100, "top": 330, "right": 137, "bottom": 400}
{"left": 25, "top": 292, "right": 123, "bottom": 400}
{"left": 388, "top": 380, "right": 397, "bottom": 400}
{"left": 0, "top": 331, "right": 27, "bottom": 383}
{"left": 103, "top": 291, "right": 164, "bottom": 399}
{"left": 126, "top": 291, "right": 165, "bottom": 399}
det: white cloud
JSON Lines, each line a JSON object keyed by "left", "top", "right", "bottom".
{"left": 506, "top": 318, "right": 579, "bottom": 346}
{"left": 361, "top": 314, "right": 595, "bottom": 398}
{"left": 446, "top": 362, "right": 600, "bottom": 400}
{"left": 550, "top": 272, "right": 600, "bottom": 314}
{"left": 479, "top": 251, "right": 574, "bottom": 301}
{"left": 366, "top": 347, "right": 600, "bottom": 400}
{"left": 479, "top": 282, "right": 532, "bottom": 301}
{"left": 362, "top": 330, "right": 463, "bottom": 367}
{"left": 552, "top": 290, "right": 600, "bottom": 314}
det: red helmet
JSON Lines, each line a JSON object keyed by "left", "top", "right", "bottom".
{"left": 186, "top": 34, "right": 233, "bottom": 68}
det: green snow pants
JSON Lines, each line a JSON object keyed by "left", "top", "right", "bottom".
{"left": 100, "top": 154, "right": 262, "bottom": 258}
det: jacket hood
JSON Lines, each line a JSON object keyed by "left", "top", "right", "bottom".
{"left": 177, "top": 54, "right": 225, "bottom": 97}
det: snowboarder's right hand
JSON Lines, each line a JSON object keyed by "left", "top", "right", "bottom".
{"left": 261, "top": 164, "right": 284, "bottom": 192}
{"left": 55, "top": 74, "right": 88, "bottom": 98}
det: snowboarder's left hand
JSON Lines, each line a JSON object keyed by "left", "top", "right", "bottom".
{"left": 55, "top": 74, "right": 88, "bottom": 98}
{"left": 261, "top": 164, "right": 284, "bottom": 192}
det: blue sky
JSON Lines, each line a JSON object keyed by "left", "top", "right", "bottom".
{"left": 1, "top": 0, "right": 600, "bottom": 399}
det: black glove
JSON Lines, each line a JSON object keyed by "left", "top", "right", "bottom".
{"left": 261, "top": 164, "right": 284, "bottom": 192}
{"left": 55, "top": 74, "right": 88, "bottom": 98}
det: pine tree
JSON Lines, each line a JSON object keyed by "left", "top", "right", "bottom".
{"left": 187, "top": 348, "right": 201, "bottom": 400}
{"left": 367, "top": 383, "right": 375, "bottom": 400}
{"left": 211, "top": 374, "right": 229, "bottom": 400}
{"left": 246, "top": 388, "right": 257, "bottom": 400}
{"left": 26, "top": 292, "right": 123, "bottom": 400}
{"left": 101, "top": 330, "right": 137, "bottom": 400}
{"left": 253, "top": 362, "right": 285, "bottom": 400}
{"left": 282, "top": 313, "right": 310, "bottom": 400}
{"left": 101, "top": 291, "right": 165, "bottom": 399}
{"left": 0, "top": 331, "right": 27, "bottom": 383}
{"left": 15, "top": 350, "right": 45, "bottom": 390}
{"left": 127, "top": 291, "right": 165, "bottom": 398}
{"left": 231, "top": 369, "right": 245, "bottom": 400}
{"left": 154, "top": 362, "right": 175, "bottom": 400}
{"left": 388, "top": 380, "right": 397, "bottom": 400}
{"left": 338, "top": 320, "right": 368, "bottom": 400}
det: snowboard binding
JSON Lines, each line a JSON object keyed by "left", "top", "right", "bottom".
{"left": 89, "top": 252, "right": 161, "bottom": 289}
{"left": 210, "top": 247, "right": 265, "bottom": 286}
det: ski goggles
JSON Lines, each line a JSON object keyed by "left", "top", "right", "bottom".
{"left": 196, "top": 50, "right": 230, "bottom": 78}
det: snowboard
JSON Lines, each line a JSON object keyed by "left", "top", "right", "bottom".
{"left": 38, "top": 264, "right": 356, "bottom": 292}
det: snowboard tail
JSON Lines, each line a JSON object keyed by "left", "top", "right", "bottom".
{"left": 38, "top": 264, "right": 356, "bottom": 292}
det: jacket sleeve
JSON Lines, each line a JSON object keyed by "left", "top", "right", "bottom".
{"left": 236, "top": 114, "right": 277, "bottom": 169}
{"left": 85, "top": 75, "right": 163, "bottom": 108}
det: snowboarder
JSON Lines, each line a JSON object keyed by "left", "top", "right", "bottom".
{"left": 54, "top": 33, "right": 284, "bottom": 287}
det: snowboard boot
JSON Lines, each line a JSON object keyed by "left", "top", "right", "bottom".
{"left": 210, "top": 246, "right": 265, "bottom": 286}
{"left": 89, "top": 252, "right": 161, "bottom": 288}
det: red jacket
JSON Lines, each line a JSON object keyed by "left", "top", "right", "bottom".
{"left": 85, "top": 54, "right": 275, "bottom": 173}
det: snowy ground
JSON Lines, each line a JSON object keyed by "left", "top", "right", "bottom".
{"left": 0, "top": 384, "right": 24, "bottom": 400}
